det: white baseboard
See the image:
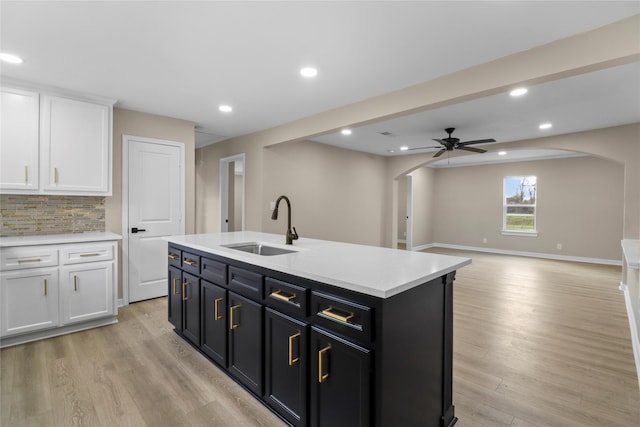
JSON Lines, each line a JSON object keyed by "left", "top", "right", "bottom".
{"left": 620, "top": 282, "right": 640, "bottom": 390}
{"left": 415, "top": 242, "right": 621, "bottom": 266}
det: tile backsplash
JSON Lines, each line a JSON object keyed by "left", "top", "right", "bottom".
{"left": 0, "top": 195, "right": 105, "bottom": 237}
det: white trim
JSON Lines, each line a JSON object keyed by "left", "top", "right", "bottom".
{"left": 121, "top": 135, "right": 186, "bottom": 307}
{"left": 219, "top": 153, "right": 246, "bottom": 232}
{"left": 619, "top": 282, "right": 640, "bottom": 390}
{"left": 406, "top": 174, "right": 413, "bottom": 250}
{"left": 414, "top": 242, "right": 622, "bottom": 266}
{"left": 501, "top": 230, "right": 539, "bottom": 237}
{"left": 412, "top": 243, "right": 436, "bottom": 252}
{"left": 1, "top": 316, "right": 118, "bottom": 348}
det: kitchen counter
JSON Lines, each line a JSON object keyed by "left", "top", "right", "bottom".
{"left": 0, "top": 231, "right": 122, "bottom": 247}
{"left": 164, "top": 231, "right": 470, "bottom": 298}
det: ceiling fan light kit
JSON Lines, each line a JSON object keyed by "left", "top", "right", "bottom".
{"left": 408, "top": 127, "right": 496, "bottom": 158}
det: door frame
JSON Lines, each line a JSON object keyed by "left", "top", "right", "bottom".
{"left": 121, "top": 134, "right": 185, "bottom": 306}
{"left": 406, "top": 174, "right": 413, "bottom": 250}
{"left": 219, "top": 153, "right": 245, "bottom": 232}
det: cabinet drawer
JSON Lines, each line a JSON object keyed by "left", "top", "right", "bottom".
{"left": 1, "top": 247, "right": 58, "bottom": 271}
{"left": 61, "top": 244, "right": 113, "bottom": 265}
{"left": 201, "top": 257, "right": 227, "bottom": 286}
{"left": 265, "top": 277, "right": 307, "bottom": 319}
{"left": 182, "top": 251, "right": 201, "bottom": 275}
{"left": 167, "top": 247, "right": 181, "bottom": 268}
{"left": 229, "top": 266, "right": 263, "bottom": 301}
{"left": 311, "top": 291, "right": 373, "bottom": 343}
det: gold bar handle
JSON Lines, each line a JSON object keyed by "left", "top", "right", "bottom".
{"left": 321, "top": 307, "right": 354, "bottom": 323}
{"left": 288, "top": 332, "right": 301, "bottom": 366}
{"left": 270, "top": 289, "right": 296, "bottom": 302}
{"left": 318, "top": 344, "right": 331, "bottom": 383}
{"left": 214, "top": 298, "right": 223, "bottom": 320}
{"left": 25, "top": 165, "right": 28, "bottom": 183}
{"left": 80, "top": 253, "right": 100, "bottom": 258}
{"left": 182, "top": 282, "right": 189, "bottom": 301}
{"left": 54, "top": 167, "right": 58, "bottom": 184}
{"left": 18, "top": 258, "right": 42, "bottom": 264}
{"left": 74, "top": 276, "right": 78, "bottom": 291}
{"left": 229, "top": 305, "right": 240, "bottom": 330}
{"left": 172, "top": 278, "right": 179, "bottom": 295}
{"left": 183, "top": 259, "right": 196, "bottom": 266}
{"left": 44, "top": 279, "right": 47, "bottom": 296}
{"left": 168, "top": 253, "right": 178, "bottom": 260}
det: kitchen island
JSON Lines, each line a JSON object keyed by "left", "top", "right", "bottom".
{"left": 165, "top": 231, "right": 471, "bottom": 427}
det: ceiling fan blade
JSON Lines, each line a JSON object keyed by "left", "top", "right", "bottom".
{"left": 457, "top": 146, "right": 487, "bottom": 154}
{"left": 433, "top": 149, "right": 446, "bottom": 158}
{"left": 458, "top": 138, "right": 496, "bottom": 146}
{"left": 432, "top": 139, "right": 446, "bottom": 144}
{"left": 407, "top": 146, "right": 442, "bottom": 151}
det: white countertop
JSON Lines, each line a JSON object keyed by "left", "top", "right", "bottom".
{"left": 165, "top": 231, "right": 471, "bottom": 298}
{"left": 0, "top": 232, "right": 122, "bottom": 247}
{"left": 622, "top": 239, "right": 639, "bottom": 269}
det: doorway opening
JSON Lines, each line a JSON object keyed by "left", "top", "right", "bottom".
{"left": 219, "top": 153, "right": 245, "bottom": 232}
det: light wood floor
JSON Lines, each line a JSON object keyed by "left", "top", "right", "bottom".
{"left": 1, "top": 250, "right": 638, "bottom": 426}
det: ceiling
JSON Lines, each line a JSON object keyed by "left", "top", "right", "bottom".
{"left": 1, "top": 2, "right": 639, "bottom": 159}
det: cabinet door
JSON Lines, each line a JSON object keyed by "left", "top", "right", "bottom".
{"left": 168, "top": 266, "right": 183, "bottom": 330}
{"left": 0, "top": 268, "right": 59, "bottom": 337}
{"left": 61, "top": 262, "right": 114, "bottom": 324}
{"left": 201, "top": 280, "right": 227, "bottom": 367}
{"left": 310, "top": 327, "right": 371, "bottom": 427}
{"left": 264, "top": 308, "right": 307, "bottom": 427}
{"left": 228, "top": 291, "right": 263, "bottom": 396}
{"left": 182, "top": 272, "right": 200, "bottom": 346}
{"left": 40, "top": 94, "right": 111, "bottom": 194}
{"left": 0, "top": 87, "right": 39, "bottom": 192}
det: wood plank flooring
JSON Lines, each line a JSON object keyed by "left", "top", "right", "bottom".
{"left": 1, "top": 249, "right": 638, "bottom": 426}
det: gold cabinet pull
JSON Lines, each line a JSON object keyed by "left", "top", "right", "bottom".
{"left": 44, "top": 279, "right": 47, "bottom": 296}
{"left": 318, "top": 344, "right": 331, "bottom": 383}
{"left": 18, "top": 258, "right": 41, "bottom": 264}
{"left": 321, "top": 307, "right": 354, "bottom": 323}
{"left": 79, "top": 253, "right": 100, "bottom": 257}
{"left": 229, "top": 304, "right": 240, "bottom": 330}
{"left": 172, "top": 278, "right": 180, "bottom": 295}
{"left": 270, "top": 289, "right": 296, "bottom": 302}
{"left": 74, "top": 276, "right": 78, "bottom": 291}
{"left": 183, "top": 259, "right": 196, "bottom": 266}
{"left": 214, "top": 298, "right": 223, "bottom": 320}
{"left": 288, "top": 332, "right": 301, "bottom": 366}
{"left": 54, "top": 167, "right": 59, "bottom": 184}
{"left": 168, "top": 253, "right": 178, "bottom": 260}
{"left": 182, "top": 282, "right": 189, "bottom": 301}
{"left": 24, "top": 165, "right": 28, "bottom": 183}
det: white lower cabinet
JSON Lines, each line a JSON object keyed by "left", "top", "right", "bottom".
{"left": 0, "top": 267, "right": 59, "bottom": 336}
{"left": 61, "top": 262, "right": 114, "bottom": 324}
{"left": 0, "top": 238, "right": 119, "bottom": 347}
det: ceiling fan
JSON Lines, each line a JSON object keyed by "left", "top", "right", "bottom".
{"left": 407, "top": 127, "right": 496, "bottom": 158}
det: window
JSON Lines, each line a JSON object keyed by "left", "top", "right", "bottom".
{"left": 503, "top": 176, "right": 537, "bottom": 235}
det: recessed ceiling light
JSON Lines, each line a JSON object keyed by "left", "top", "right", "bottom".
{"left": 400, "top": 146, "right": 409, "bottom": 151}
{"left": 510, "top": 88, "right": 528, "bottom": 97}
{"left": 498, "top": 151, "right": 507, "bottom": 156}
{"left": 387, "top": 149, "right": 395, "bottom": 153}
{"left": 539, "top": 122, "right": 552, "bottom": 130}
{"left": 341, "top": 129, "right": 352, "bottom": 136}
{"left": 0, "top": 53, "right": 23, "bottom": 64}
{"left": 218, "top": 105, "right": 233, "bottom": 113}
{"left": 300, "top": 67, "right": 318, "bottom": 78}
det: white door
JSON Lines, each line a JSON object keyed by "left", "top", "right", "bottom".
{"left": 125, "top": 136, "right": 184, "bottom": 303}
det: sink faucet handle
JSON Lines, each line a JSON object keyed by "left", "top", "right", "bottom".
{"left": 291, "top": 227, "right": 299, "bottom": 241}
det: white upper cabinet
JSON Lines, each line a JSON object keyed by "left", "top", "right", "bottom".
{"left": 0, "top": 82, "right": 114, "bottom": 196}
{"left": 0, "top": 87, "right": 40, "bottom": 192}
{"left": 40, "top": 95, "right": 112, "bottom": 195}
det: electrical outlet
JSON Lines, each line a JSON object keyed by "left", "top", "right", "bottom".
{"left": 482, "top": 237, "right": 488, "bottom": 244}
{"left": 557, "top": 243, "right": 562, "bottom": 250}
{"left": 270, "top": 201, "right": 276, "bottom": 210}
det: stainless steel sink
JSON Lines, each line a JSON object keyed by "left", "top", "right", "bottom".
{"left": 222, "top": 242, "right": 297, "bottom": 256}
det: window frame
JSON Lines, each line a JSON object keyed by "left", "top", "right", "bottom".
{"left": 502, "top": 175, "right": 538, "bottom": 237}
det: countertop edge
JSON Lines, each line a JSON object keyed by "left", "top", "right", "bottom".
{"left": 622, "top": 239, "right": 639, "bottom": 269}
{"left": 0, "top": 232, "right": 122, "bottom": 247}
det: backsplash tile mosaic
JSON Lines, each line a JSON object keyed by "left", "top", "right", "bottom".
{"left": 0, "top": 195, "right": 105, "bottom": 237}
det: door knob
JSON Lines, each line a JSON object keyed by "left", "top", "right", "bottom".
{"left": 131, "top": 227, "right": 147, "bottom": 233}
